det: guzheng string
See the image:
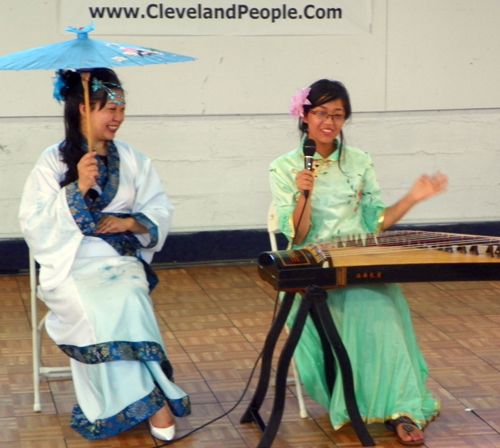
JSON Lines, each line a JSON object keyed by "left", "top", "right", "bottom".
{"left": 314, "top": 230, "right": 500, "bottom": 258}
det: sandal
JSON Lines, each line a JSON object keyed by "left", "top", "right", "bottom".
{"left": 385, "top": 416, "right": 424, "bottom": 446}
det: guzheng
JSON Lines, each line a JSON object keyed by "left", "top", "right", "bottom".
{"left": 258, "top": 230, "right": 500, "bottom": 291}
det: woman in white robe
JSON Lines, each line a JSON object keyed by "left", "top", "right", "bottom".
{"left": 19, "top": 68, "right": 189, "bottom": 441}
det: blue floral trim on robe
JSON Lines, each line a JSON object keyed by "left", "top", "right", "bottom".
{"left": 90, "top": 142, "right": 120, "bottom": 211}
{"left": 66, "top": 181, "right": 98, "bottom": 234}
{"left": 133, "top": 212, "right": 159, "bottom": 248}
{"left": 167, "top": 395, "right": 191, "bottom": 418}
{"left": 64, "top": 141, "right": 159, "bottom": 291}
{"left": 59, "top": 340, "right": 168, "bottom": 365}
{"left": 70, "top": 386, "right": 191, "bottom": 440}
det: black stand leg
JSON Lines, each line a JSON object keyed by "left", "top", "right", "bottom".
{"left": 241, "top": 286, "right": 375, "bottom": 448}
{"left": 256, "top": 296, "right": 311, "bottom": 448}
{"left": 309, "top": 301, "right": 336, "bottom": 395}
{"left": 240, "top": 292, "right": 296, "bottom": 428}
{"left": 310, "top": 287, "right": 375, "bottom": 447}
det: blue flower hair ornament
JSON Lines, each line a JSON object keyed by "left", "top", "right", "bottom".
{"left": 52, "top": 69, "right": 126, "bottom": 106}
{"left": 92, "top": 78, "right": 126, "bottom": 106}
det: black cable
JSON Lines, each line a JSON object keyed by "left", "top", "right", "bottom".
{"left": 153, "top": 290, "right": 282, "bottom": 448}
{"left": 153, "top": 358, "right": 260, "bottom": 447}
{"left": 153, "top": 194, "right": 305, "bottom": 446}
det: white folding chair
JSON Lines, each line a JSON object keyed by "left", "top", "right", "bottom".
{"left": 267, "top": 203, "right": 308, "bottom": 419}
{"left": 30, "top": 250, "right": 72, "bottom": 412}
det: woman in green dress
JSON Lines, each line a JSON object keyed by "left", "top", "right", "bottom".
{"left": 270, "top": 79, "right": 448, "bottom": 446}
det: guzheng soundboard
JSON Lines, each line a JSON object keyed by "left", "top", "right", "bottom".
{"left": 258, "top": 230, "right": 500, "bottom": 291}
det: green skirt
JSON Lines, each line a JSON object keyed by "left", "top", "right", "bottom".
{"left": 290, "top": 283, "right": 440, "bottom": 429}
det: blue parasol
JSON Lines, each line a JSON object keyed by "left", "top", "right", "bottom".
{"left": 0, "top": 22, "right": 196, "bottom": 149}
{"left": 0, "top": 23, "right": 195, "bottom": 71}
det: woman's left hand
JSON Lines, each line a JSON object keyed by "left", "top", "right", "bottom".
{"left": 96, "top": 216, "right": 134, "bottom": 234}
{"left": 409, "top": 171, "right": 449, "bottom": 203}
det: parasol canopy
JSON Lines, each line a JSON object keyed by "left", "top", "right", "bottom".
{"left": 0, "top": 22, "right": 195, "bottom": 70}
{"left": 0, "top": 22, "right": 196, "bottom": 150}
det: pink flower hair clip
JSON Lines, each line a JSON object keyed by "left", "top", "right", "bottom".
{"left": 289, "top": 87, "right": 312, "bottom": 118}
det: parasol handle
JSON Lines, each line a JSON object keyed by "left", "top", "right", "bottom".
{"left": 80, "top": 72, "right": 94, "bottom": 152}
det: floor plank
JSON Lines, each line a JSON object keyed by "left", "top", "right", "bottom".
{"left": 1, "top": 268, "right": 500, "bottom": 447}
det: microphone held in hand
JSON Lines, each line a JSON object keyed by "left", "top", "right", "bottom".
{"left": 303, "top": 138, "right": 316, "bottom": 198}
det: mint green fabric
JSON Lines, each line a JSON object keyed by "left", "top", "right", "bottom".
{"left": 269, "top": 139, "right": 440, "bottom": 429}
{"left": 270, "top": 139, "right": 386, "bottom": 246}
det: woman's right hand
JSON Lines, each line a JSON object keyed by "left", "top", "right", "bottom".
{"left": 296, "top": 169, "right": 315, "bottom": 196}
{"left": 77, "top": 152, "right": 98, "bottom": 196}
{"left": 292, "top": 170, "right": 315, "bottom": 246}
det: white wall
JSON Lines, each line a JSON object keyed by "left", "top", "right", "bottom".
{"left": 0, "top": 0, "right": 499, "bottom": 237}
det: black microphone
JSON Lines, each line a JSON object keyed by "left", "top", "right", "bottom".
{"left": 303, "top": 138, "right": 316, "bottom": 198}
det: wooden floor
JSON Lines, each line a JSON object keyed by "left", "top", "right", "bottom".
{"left": 3, "top": 264, "right": 500, "bottom": 448}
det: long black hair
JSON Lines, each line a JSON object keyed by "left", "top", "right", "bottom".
{"left": 299, "top": 79, "right": 352, "bottom": 168}
{"left": 56, "top": 68, "right": 123, "bottom": 187}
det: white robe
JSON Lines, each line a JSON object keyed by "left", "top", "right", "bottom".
{"left": 19, "top": 140, "right": 190, "bottom": 440}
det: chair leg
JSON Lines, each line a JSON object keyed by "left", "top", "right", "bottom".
{"left": 32, "top": 331, "right": 41, "bottom": 412}
{"left": 291, "top": 358, "right": 308, "bottom": 418}
{"left": 33, "top": 312, "right": 73, "bottom": 411}
{"left": 33, "top": 307, "right": 49, "bottom": 412}
{"left": 31, "top": 260, "right": 42, "bottom": 413}
{"left": 30, "top": 252, "right": 72, "bottom": 413}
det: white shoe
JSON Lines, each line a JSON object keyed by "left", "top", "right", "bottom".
{"left": 149, "top": 420, "right": 176, "bottom": 441}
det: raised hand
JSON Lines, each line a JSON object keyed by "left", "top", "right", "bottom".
{"left": 383, "top": 171, "right": 449, "bottom": 230}
{"left": 409, "top": 171, "right": 449, "bottom": 203}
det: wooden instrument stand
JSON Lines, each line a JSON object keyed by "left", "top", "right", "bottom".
{"left": 240, "top": 285, "right": 375, "bottom": 448}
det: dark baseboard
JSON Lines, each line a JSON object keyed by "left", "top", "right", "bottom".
{"left": 3, "top": 221, "right": 500, "bottom": 274}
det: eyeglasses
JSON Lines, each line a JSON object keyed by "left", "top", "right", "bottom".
{"left": 308, "top": 110, "right": 346, "bottom": 122}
